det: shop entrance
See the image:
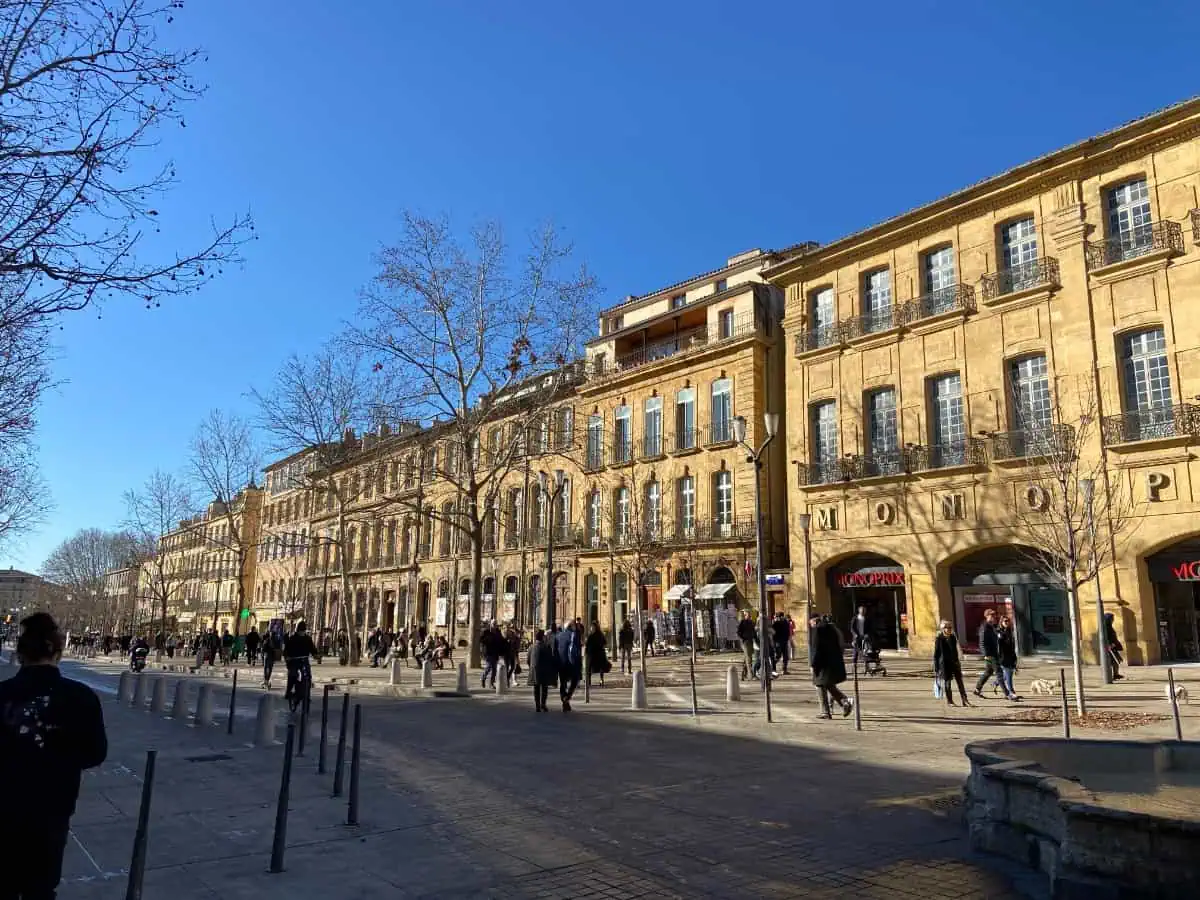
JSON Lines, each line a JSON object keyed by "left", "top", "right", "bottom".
{"left": 949, "top": 546, "right": 1067, "bottom": 656}
{"left": 1147, "top": 538, "right": 1200, "bottom": 663}
{"left": 827, "top": 554, "right": 907, "bottom": 650}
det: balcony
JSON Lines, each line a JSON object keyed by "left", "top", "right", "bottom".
{"left": 703, "top": 419, "right": 736, "bottom": 447}
{"left": 638, "top": 433, "right": 665, "bottom": 461}
{"left": 910, "top": 438, "right": 987, "bottom": 472}
{"left": 796, "top": 458, "right": 852, "bottom": 487}
{"left": 1191, "top": 209, "right": 1200, "bottom": 244}
{"left": 980, "top": 257, "right": 1061, "bottom": 305}
{"left": 526, "top": 527, "right": 548, "bottom": 548}
{"left": 794, "top": 322, "right": 844, "bottom": 356}
{"left": 1085, "top": 221, "right": 1184, "bottom": 271}
{"left": 842, "top": 306, "right": 905, "bottom": 342}
{"left": 553, "top": 522, "right": 578, "bottom": 547}
{"left": 856, "top": 448, "right": 910, "bottom": 479}
{"left": 667, "top": 427, "right": 701, "bottom": 455}
{"left": 991, "top": 425, "right": 1075, "bottom": 463}
{"left": 502, "top": 529, "right": 521, "bottom": 550}
{"left": 589, "top": 312, "right": 757, "bottom": 381}
{"left": 583, "top": 445, "right": 605, "bottom": 473}
{"left": 609, "top": 436, "right": 633, "bottom": 467}
{"left": 909, "top": 283, "right": 976, "bottom": 324}
{"left": 1101, "top": 403, "right": 1200, "bottom": 447}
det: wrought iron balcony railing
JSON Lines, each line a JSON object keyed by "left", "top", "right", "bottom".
{"left": 1101, "top": 403, "right": 1200, "bottom": 445}
{"left": 502, "top": 529, "right": 522, "bottom": 550}
{"left": 1085, "top": 221, "right": 1183, "bottom": 270}
{"left": 910, "top": 438, "right": 987, "bottom": 471}
{"left": 990, "top": 424, "right": 1075, "bottom": 461}
{"left": 857, "top": 448, "right": 910, "bottom": 478}
{"left": 639, "top": 433, "right": 664, "bottom": 460}
{"left": 609, "top": 436, "right": 633, "bottom": 466}
{"left": 525, "top": 527, "right": 548, "bottom": 548}
{"left": 842, "top": 305, "right": 905, "bottom": 341}
{"left": 553, "top": 522, "right": 578, "bottom": 546}
{"left": 981, "top": 257, "right": 1061, "bottom": 301}
{"left": 795, "top": 322, "right": 843, "bottom": 354}
{"left": 668, "top": 427, "right": 701, "bottom": 454}
{"left": 910, "top": 283, "right": 976, "bottom": 322}
{"left": 583, "top": 444, "right": 606, "bottom": 472}
{"left": 704, "top": 418, "right": 736, "bottom": 447}
{"left": 1191, "top": 209, "right": 1200, "bottom": 243}
{"left": 796, "top": 458, "right": 852, "bottom": 486}
{"left": 591, "top": 312, "right": 758, "bottom": 380}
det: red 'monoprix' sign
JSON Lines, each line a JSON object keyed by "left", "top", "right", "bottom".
{"left": 835, "top": 569, "right": 905, "bottom": 588}
{"left": 1172, "top": 560, "right": 1200, "bottom": 582}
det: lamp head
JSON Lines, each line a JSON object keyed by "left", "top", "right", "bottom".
{"left": 764, "top": 412, "right": 779, "bottom": 440}
{"left": 797, "top": 512, "right": 811, "bottom": 532}
{"left": 732, "top": 416, "right": 748, "bottom": 444}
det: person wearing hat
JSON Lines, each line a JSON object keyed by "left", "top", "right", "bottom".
{"left": 0, "top": 612, "right": 108, "bottom": 898}
{"left": 808, "top": 612, "right": 853, "bottom": 719}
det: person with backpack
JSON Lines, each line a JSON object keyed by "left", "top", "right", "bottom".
{"left": 0, "top": 613, "right": 107, "bottom": 898}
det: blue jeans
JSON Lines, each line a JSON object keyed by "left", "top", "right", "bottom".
{"left": 1000, "top": 666, "right": 1016, "bottom": 697}
{"left": 482, "top": 656, "right": 499, "bottom": 687}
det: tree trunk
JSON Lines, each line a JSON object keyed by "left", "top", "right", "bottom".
{"left": 468, "top": 515, "right": 484, "bottom": 669}
{"left": 635, "top": 574, "right": 647, "bottom": 675}
{"left": 1066, "top": 581, "right": 1087, "bottom": 717}
{"left": 337, "top": 506, "right": 358, "bottom": 664}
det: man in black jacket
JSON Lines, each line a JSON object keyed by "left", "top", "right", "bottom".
{"left": 0, "top": 612, "right": 108, "bottom": 898}
{"left": 973, "top": 609, "right": 1001, "bottom": 697}
{"left": 737, "top": 611, "right": 757, "bottom": 681}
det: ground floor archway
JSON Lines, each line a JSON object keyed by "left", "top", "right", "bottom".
{"left": 947, "top": 545, "right": 1066, "bottom": 656}
{"left": 1146, "top": 536, "right": 1200, "bottom": 662}
{"left": 827, "top": 553, "right": 908, "bottom": 651}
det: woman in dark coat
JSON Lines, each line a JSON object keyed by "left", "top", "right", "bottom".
{"left": 585, "top": 621, "right": 610, "bottom": 687}
{"left": 527, "top": 629, "right": 558, "bottom": 713}
{"left": 933, "top": 619, "right": 970, "bottom": 706}
{"left": 808, "top": 613, "right": 852, "bottom": 718}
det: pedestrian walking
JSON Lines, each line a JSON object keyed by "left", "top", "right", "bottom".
{"left": 554, "top": 620, "right": 582, "bottom": 712}
{"left": 480, "top": 623, "right": 503, "bottom": 688}
{"left": 808, "top": 612, "right": 853, "bottom": 719}
{"left": 618, "top": 618, "right": 634, "bottom": 674}
{"left": 973, "top": 609, "right": 1001, "bottom": 699}
{"left": 995, "top": 615, "right": 1020, "bottom": 701}
{"left": 585, "top": 621, "right": 610, "bottom": 687}
{"left": 245, "top": 626, "right": 260, "bottom": 666}
{"left": 737, "top": 611, "right": 756, "bottom": 681}
{"left": 528, "top": 630, "right": 558, "bottom": 712}
{"left": 850, "top": 605, "right": 870, "bottom": 675}
{"left": 642, "top": 618, "right": 655, "bottom": 657}
{"left": 0, "top": 613, "right": 108, "bottom": 898}
{"left": 932, "top": 619, "right": 971, "bottom": 706}
{"left": 1103, "top": 612, "right": 1124, "bottom": 681}
{"left": 262, "top": 627, "right": 281, "bottom": 688}
{"left": 771, "top": 612, "right": 790, "bottom": 675}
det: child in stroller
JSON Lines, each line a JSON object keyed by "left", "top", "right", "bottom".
{"left": 860, "top": 639, "right": 887, "bottom": 676}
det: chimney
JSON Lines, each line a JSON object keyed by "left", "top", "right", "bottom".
{"left": 379, "top": 422, "right": 391, "bottom": 438}
{"left": 343, "top": 427, "right": 355, "bottom": 445}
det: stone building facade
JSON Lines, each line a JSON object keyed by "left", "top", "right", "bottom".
{"left": 766, "top": 98, "right": 1200, "bottom": 664}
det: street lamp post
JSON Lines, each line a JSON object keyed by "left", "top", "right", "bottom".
{"left": 734, "top": 412, "right": 780, "bottom": 722}
{"left": 1079, "top": 478, "right": 1111, "bottom": 685}
{"left": 538, "top": 469, "right": 566, "bottom": 632}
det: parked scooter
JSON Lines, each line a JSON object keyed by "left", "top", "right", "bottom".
{"left": 130, "top": 644, "right": 150, "bottom": 673}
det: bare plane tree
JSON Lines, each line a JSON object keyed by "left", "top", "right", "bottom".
{"left": 348, "top": 212, "right": 599, "bottom": 667}
{"left": 124, "top": 469, "right": 193, "bottom": 644}
{"left": 1008, "top": 383, "right": 1136, "bottom": 715}
{"left": 40, "top": 527, "right": 138, "bottom": 631}
{"left": 189, "top": 410, "right": 261, "bottom": 638}
{"left": 252, "top": 348, "right": 373, "bottom": 663}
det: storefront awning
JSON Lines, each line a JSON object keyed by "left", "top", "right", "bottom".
{"left": 696, "top": 582, "right": 736, "bottom": 601}
{"left": 664, "top": 584, "right": 693, "bottom": 601}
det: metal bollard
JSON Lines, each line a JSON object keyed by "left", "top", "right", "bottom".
{"left": 131, "top": 673, "right": 148, "bottom": 709}
{"left": 149, "top": 677, "right": 167, "bottom": 714}
{"left": 123, "top": 750, "right": 157, "bottom": 900}
{"left": 389, "top": 658, "right": 403, "bottom": 686}
{"left": 455, "top": 662, "right": 468, "bottom": 694}
{"left": 226, "top": 669, "right": 238, "bottom": 735}
{"left": 170, "top": 680, "right": 188, "bottom": 719}
{"left": 420, "top": 660, "right": 433, "bottom": 689}
{"left": 254, "top": 695, "right": 277, "bottom": 747}
{"left": 269, "top": 724, "right": 295, "bottom": 874}
{"left": 118, "top": 671, "right": 134, "bottom": 705}
{"left": 318, "top": 685, "right": 331, "bottom": 774}
{"left": 297, "top": 692, "right": 308, "bottom": 758}
{"left": 1168, "top": 667, "right": 1184, "bottom": 741}
{"left": 332, "top": 691, "right": 349, "bottom": 797}
{"left": 726, "top": 665, "right": 741, "bottom": 701}
{"left": 631, "top": 670, "right": 647, "bottom": 710}
{"left": 1060, "top": 667, "right": 1072, "bottom": 740}
{"left": 495, "top": 666, "right": 509, "bottom": 695}
{"left": 194, "top": 683, "right": 214, "bottom": 727}
{"left": 347, "top": 704, "right": 362, "bottom": 826}
{"left": 852, "top": 661, "right": 862, "bottom": 732}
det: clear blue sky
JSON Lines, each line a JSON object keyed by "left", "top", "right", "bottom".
{"left": 10, "top": 0, "right": 1200, "bottom": 572}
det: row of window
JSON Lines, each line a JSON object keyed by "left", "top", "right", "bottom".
{"left": 809, "top": 326, "right": 1172, "bottom": 468}
{"left": 586, "top": 379, "right": 735, "bottom": 464}
{"left": 806, "top": 177, "right": 1156, "bottom": 335}
{"left": 602, "top": 279, "right": 731, "bottom": 334}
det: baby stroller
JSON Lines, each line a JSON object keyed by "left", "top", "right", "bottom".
{"left": 861, "top": 639, "right": 887, "bottom": 677}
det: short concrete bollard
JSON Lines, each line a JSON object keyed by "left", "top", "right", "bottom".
{"left": 131, "top": 673, "right": 149, "bottom": 709}
{"left": 420, "top": 660, "right": 433, "bottom": 689}
{"left": 726, "top": 665, "right": 741, "bottom": 702}
{"left": 456, "top": 662, "right": 468, "bottom": 694}
{"left": 193, "top": 683, "right": 214, "bottom": 727}
{"left": 631, "top": 670, "right": 648, "bottom": 710}
{"left": 389, "top": 658, "right": 403, "bottom": 686}
{"left": 150, "top": 677, "right": 167, "bottom": 713}
{"left": 254, "top": 694, "right": 277, "bottom": 747}
{"left": 170, "top": 680, "right": 188, "bottom": 719}
{"left": 496, "top": 667, "right": 509, "bottom": 695}
{"left": 118, "top": 671, "right": 134, "bottom": 705}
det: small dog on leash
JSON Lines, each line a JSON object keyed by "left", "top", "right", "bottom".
{"left": 1029, "top": 677, "right": 1060, "bottom": 695}
{"left": 1166, "top": 683, "right": 1190, "bottom": 705}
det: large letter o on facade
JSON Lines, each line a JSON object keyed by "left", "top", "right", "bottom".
{"left": 873, "top": 501, "right": 895, "bottom": 525}
{"left": 1025, "top": 485, "right": 1050, "bottom": 512}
